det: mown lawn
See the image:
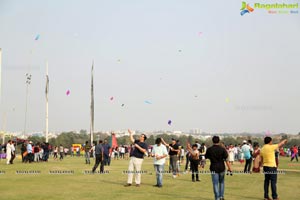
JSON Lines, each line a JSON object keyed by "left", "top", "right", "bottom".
{"left": 0, "top": 155, "right": 299, "bottom": 200}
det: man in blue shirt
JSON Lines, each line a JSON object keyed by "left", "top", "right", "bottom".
{"left": 125, "top": 129, "right": 148, "bottom": 187}
{"left": 103, "top": 139, "right": 111, "bottom": 166}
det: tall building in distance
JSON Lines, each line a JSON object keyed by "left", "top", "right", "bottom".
{"left": 190, "top": 128, "right": 202, "bottom": 134}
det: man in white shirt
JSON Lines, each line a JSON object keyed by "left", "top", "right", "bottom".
{"left": 10, "top": 141, "right": 16, "bottom": 164}
{"left": 151, "top": 138, "right": 168, "bottom": 188}
{"left": 6, "top": 140, "right": 12, "bottom": 165}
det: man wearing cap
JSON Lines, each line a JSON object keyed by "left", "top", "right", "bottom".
{"left": 162, "top": 138, "right": 180, "bottom": 178}
{"left": 261, "top": 137, "right": 287, "bottom": 200}
{"left": 125, "top": 129, "right": 148, "bottom": 187}
{"left": 241, "top": 140, "right": 251, "bottom": 173}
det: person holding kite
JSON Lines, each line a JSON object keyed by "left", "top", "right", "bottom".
{"left": 124, "top": 129, "right": 148, "bottom": 187}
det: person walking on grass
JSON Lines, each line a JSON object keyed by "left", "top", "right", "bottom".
{"left": 206, "top": 136, "right": 232, "bottom": 200}
{"left": 124, "top": 129, "right": 148, "bottom": 187}
{"left": 92, "top": 140, "right": 104, "bottom": 173}
{"left": 187, "top": 143, "right": 200, "bottom": 182}
{"left": 261, "top": 137, "right": 287, "bottom": 200}
{"left": 151, "top": 138, "right": 168, "bottom": 188}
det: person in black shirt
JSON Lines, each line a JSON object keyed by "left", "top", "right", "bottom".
{"left": 162, "top": 138, "right": 180, "bottom": 178}
{"left": 206, "top": 136, "right": 232, "bottom": 200}
{"left": 125, "top": 129, "right": 148, "bottom": 187}
{"left": 21, "top": 143, "right": 27, "bottom": 162}
{"left": 92, "top": 140, "right": 104, "bottom": 173}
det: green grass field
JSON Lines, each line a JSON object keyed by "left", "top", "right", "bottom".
{"left": 0, "top": 155, "right": 299, "bottom": 200}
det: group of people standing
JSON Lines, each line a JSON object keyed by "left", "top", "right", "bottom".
{"left": 122, "top": 130, "right": 288, "bottom": 200}
{"left": 21, "top": 141, "right": 51, "bottom": 163}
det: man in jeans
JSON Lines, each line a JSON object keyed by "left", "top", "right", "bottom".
{"left": 162, "top": 138, "right": 180, "bottom": 178}
{"left": 92, "top": 140, "right": 104, "bottom": 173}
{"left": 124, "top": 129, "right": 148, "bottom": 187}
{"left": 151, "top": 138, "right": 168, "bottom": 188}
{"left": 261, "top": 137, "right": 287, "bottom": 200}
{"left": 206, "top": 136, "right": 232, "bottom": 200}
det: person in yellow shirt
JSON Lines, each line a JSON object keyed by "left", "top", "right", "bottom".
{"left": 260, "top": 137, "right": 287, "bottom": 200}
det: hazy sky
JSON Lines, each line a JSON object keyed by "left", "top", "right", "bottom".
{"left": 0, "top": 0, "right": 299, "bottom": 134}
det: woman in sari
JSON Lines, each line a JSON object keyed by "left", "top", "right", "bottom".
{"left": 252, "top": 142, "right": 261, "bottom": 173}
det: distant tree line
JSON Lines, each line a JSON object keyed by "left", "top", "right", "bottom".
{"left": 19, "top": 131, "right": 300, "bottom": 149}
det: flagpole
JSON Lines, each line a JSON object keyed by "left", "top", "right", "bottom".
{"left": 23, "top": 73, "right": 31, "bottom": 139}
{"left": 0, "top": 49, "right": 3, "bottom": 144}
{"left": 45, "top": 61, "right": 49, "bottom": 142}
{"left": 0, "top": 48, "right": 2, "bottom": 103}
{"left": 90, "top": 61, "right": 94, "bottom": 144}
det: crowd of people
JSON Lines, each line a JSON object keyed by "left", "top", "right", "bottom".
{"left": 122, "top": 131, "right": 293, "bottom": 200}
{"left": 0, "top": 134, "right": 299, "bottom": 200}
{"left": 0, "top": 141, "right": 68, "bottom": 164}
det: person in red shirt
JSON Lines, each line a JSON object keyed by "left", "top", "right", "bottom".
{"left": 291, "top": 145, "right": 298, "bottom": 162}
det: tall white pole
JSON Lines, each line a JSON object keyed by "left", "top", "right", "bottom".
{"left": 46, "top": 61, "right": 49, "bottom": 142}
{"left": 90, "top": 61, "right": 94, "bottom": 144}
{"left": 0, "top": 49, "right": 2, "bottom": 144}
{"left": 23, "top": 74, "right": 31, "bottom": 139}
{"left": 0, "top": 48, "right": 2, "bottom": 103}
{"left": 1, "top": 112, "right": 5, "bottom": 144}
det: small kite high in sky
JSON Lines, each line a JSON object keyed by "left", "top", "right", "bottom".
{"left": 35, "top": 34, "right": 40, "bottom": 40}
{"left": 66, "top": 90, "right": 70, "bottom": 96}
{"left": 110, "top": 97, "right": 114, "bottom": 101}
{"left": 144, "top": 100, "right": 152, "bottom": 104}
{"left": 168, "top": 120, "right": 172, "bottom": 125}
